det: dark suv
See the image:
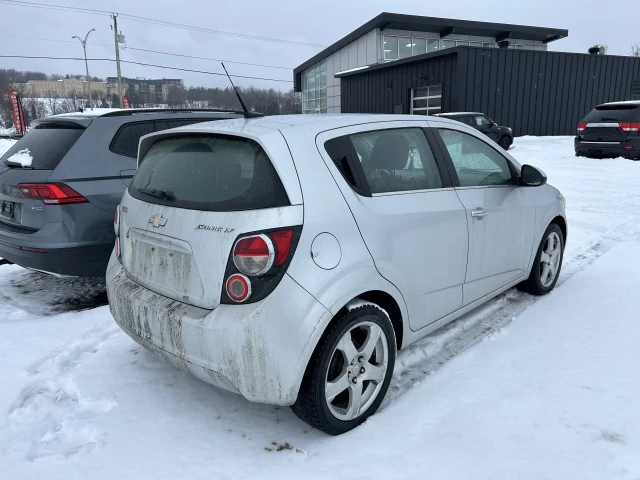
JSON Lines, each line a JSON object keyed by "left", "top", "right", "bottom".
{"left": 435, "top": 112, "right": 513, "bottom": 150}
{"left": 0, "top": 108, "right": 241, "bottom": 277}
{"left": 575, "top": 101, "right": 640, "bottom": 160}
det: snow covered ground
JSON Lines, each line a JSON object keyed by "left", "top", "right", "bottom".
{"left": 1, "top": 136, "right": 639, "bottom": 479}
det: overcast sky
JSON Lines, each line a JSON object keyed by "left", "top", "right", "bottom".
{"left": 1, "top": 0, "right": 636, "bottom": 91}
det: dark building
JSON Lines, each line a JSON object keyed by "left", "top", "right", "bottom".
{"left": 294, "top": 13, "right": 640, "bottom": 136}
{"left": 106, "top": 77, "right": 184, "bottom": 103}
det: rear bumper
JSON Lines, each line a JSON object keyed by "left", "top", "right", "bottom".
{"left": 575, "top": 139, "right": 640, "bottom": 159}
{"left": 0, "top": 235, "right": 113, "bottom": 277}
{"left": 106, "top": 253, "right": 331, "bottom": 405}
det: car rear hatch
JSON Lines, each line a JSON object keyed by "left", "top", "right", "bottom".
{"left": 0, "top": 119, "right": 89, "bottom": 231}
{"left": 118, "top": 130, "right": 303, "bottom": 309}
{"left": 579, "top": 104, "right": 640, "bottom": 143}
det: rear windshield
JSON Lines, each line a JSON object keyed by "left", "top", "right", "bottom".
{"left": 129, "top": 134, "right": 289, "bottom": 211}
{"left": 1, "top": 123, "right": 85, "bottom": 170}
{"left": 583, "top": 105, "right": 640, "bottom": 123}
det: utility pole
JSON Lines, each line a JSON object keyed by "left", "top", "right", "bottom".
{"left": 111, "top": 13, "right": 123, "bottom": 107}
{"left": 72, "top": 29, "right": 95, "bottom": 110}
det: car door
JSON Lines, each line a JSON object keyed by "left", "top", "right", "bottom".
{"left": 474, "top": 115, "right": 499, "bottom": 142}
{"left": 317, "top": 122, "right": 468, "bottom": 331}
{"left": 429, "top": 121, "right": 536, "bottom": 306}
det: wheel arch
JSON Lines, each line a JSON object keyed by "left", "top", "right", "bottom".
{"left": 551, "top": 215, "right": 567, "bottom": 242}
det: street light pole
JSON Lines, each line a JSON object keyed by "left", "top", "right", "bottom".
{"left": 72, "top": 29, "right": 95, "bottom": 111}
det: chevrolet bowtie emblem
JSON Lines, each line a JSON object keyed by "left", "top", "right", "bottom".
{"left": 149, "top": 214, "right": 168, "bottom": 228}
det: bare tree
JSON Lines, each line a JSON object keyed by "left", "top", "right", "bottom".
{"left": 632, "top": 44, "right": 640, "bottom": 57}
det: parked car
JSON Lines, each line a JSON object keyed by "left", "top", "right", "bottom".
{"left": 435, "top": 112, "right": 513, "bottom": 150}
{"left": 106, "top": 114, "right": 567, "bottom": 435}
{"left": 0, "top": 108, "right": 242, "bottom": 277}
{"left": 575, "top": 101, "right": 640, "bottom": 160}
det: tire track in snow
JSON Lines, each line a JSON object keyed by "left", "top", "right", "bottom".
{"left": 385, "top": 223, "right": 639, "bottom": 406}
{"left": 1, "top": 324, "right": 120, "bottom": 462}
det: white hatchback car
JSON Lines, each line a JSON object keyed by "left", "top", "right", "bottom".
{"left": 106, "top": 114, "right": 566, "bottom": 435}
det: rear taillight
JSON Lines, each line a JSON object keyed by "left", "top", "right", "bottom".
{"left": 222, "top": 227, "right": 301, "bottom": 305}
{"left": 577, "top": 123, "right": 587, "bottom": 133}
{"left": 114, "top": 206, "right": 120, "bottom": 236}
{"left": 233, "top": 234, "right": 274, "bottom": 276}
{"left": 619, "top": 122, "right": 640, "bottom": 132}
{"left": 18, "top": 183, "right": 87, "bottom": 205}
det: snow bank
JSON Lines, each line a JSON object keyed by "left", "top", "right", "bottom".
{"left": 0, "top": 139, "right": 17, "bottom": 157}
{"left": 5, "top": 148, "right": 32, "bottom": 167}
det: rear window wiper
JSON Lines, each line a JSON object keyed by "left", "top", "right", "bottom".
{"left": 138, "top": 187, "right": 175, "bottom": 201}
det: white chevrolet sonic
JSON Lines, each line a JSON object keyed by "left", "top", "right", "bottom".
{"left": 107, "top": 114, "right": 566, "bottom": 435}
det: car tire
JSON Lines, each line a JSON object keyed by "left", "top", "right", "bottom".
{"left": 291, "top": 305, "right": 396, "bottom": 435}
{"left": 517, "top": 223, "right": 564, "bottom": 295}
{"left": 499, "top": 136, "right": 512, "bottom": 150}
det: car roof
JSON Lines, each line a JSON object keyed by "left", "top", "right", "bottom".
{"left": 596, "top": 101, "right": 640, "bottom": 108}
{"left": 437, "top": 112, "right": 484, "bottom": 116}
{"left": 48, "top": 108, "right": 243, "bottom": 120}
{"left": 163, "top": 114, "right": 467, "bottom": 138}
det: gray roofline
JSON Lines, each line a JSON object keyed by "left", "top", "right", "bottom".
{"left": 293, "top": 12, "right": 568, "bottom": 90}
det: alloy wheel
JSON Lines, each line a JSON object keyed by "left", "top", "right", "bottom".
{"left": 539, "top": 231, "right": 562, "bottom": 287}
{"left": 324, "top": 321, "right": 389, "bottom": 421}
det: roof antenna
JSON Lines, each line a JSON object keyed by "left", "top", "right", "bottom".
{"left": 221, "top": 63, "right": 263, "bottom": 118}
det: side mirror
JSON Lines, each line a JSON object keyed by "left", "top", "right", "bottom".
{"left": 520, "top": 164, "right": 547, "bottom": 187}
{"left": 491, "top": 121, "right": 497, "bottom": 128}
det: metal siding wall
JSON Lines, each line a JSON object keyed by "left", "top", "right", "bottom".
{"left": 340, "top": 53, "right": 456, "bottom": 114}
{"left": 340, "top": 48, "right": 640, "bottom": 135}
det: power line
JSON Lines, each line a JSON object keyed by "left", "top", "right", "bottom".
{"left": 0, "top": 55, "right": 293, "bottom": 83}
{"left": 0, "top": 0, "right": 326, "bottom": 48}
{"left": 0, "top": 35, "right": 294, "bottom": 70}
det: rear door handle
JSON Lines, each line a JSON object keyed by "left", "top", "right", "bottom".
{"left": 471, "top": 208, "right": 488, "bottom": 219}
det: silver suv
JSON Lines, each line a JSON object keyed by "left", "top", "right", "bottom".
{"left": 107, "top": 115, "right": 567, "bottom": 434}
{"left": 0, "top": 108, "right": 241, "bottom": 277}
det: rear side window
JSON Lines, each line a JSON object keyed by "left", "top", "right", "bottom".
{"left": 110, "top": 122, "right": 155, "bottom": 158}
{"left": 129, "top": 134, "right": 289, "bottom": 212}
{"left": 1, "top": 123, "right": 85, "bottom": 170}
{"left": 325, "top": 128, "right": 444, "bottom": 194}
{"left": 583, "top": 105, "right": 640, "bottom": 123}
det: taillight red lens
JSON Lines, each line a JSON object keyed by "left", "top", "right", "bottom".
{"left": 233, "top": 234, "right": 274, "bottom": 276}
{"left": 18, "top": 183, "right": 87, "bottom": 205}
{"left": 577, "top": 123, "right": 587, "bottom": 133}
{"left": 619, "top": 122, "right": 640, "bottom": 132}
{"left": 226, "top": 274, "right": 251, "bottom": 302}
{"left": 270, "top": 229, "right": 294, "bottom": 266}
{"left": 114, "top": 206, "right": 120, "bottom": 237}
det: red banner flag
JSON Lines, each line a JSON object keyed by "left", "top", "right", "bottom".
{"left": 122, "top": 96, "right": 131, "bottom": 109}
{"left": 8, "top": 91, "right": 26, "bottom": 133}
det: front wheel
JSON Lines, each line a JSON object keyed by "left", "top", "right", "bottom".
{"left": 518, "top": 223, "right": 564, "bottom": 295}
{"left": 291, "top": 305, "right": 396, "bottom": 435}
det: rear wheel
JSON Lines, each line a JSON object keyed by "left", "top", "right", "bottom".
{"left": 291, "top": 305, "right": 396, "bottom": 435}
{"left": 518, "top": 223, "right": 564, "bottom": 295}
{"left": 499, "top": 136, "right": 512, "bottom": 150}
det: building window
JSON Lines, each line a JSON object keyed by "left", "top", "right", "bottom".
{"left": 383, "top": 35, "right": 399, "bottom": 60}
{"left": 469, "top": 41, "right": 482, "bottom": 47}
{"left": 482, "top": 42, "right": 496, "bottom": 48}
{"left": 412, "top": 38, "right": 426, "bottom": 55}
{"left": 411, "top": 85, "right": 442, "bottom": 116}
{"left": 427, "top": 39, "right": 440, "bottom": 52}
{"left": 301, "top": 60, "right": 327, "bottom": 114}
{"left": 456, "top": 40, "right": 469, "bottom": 47}
{"left": 442, "top": 40, "right": 456, "bottom": 49}
{"left": 384, "top": 35, "right": 439, "bottom": 60}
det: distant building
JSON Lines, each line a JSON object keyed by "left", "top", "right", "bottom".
{"left": 106, "top": 77, "right": 184, "bottom": 103}
{"left": 13, "top": 78, "right": 107, "bottom": 99}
